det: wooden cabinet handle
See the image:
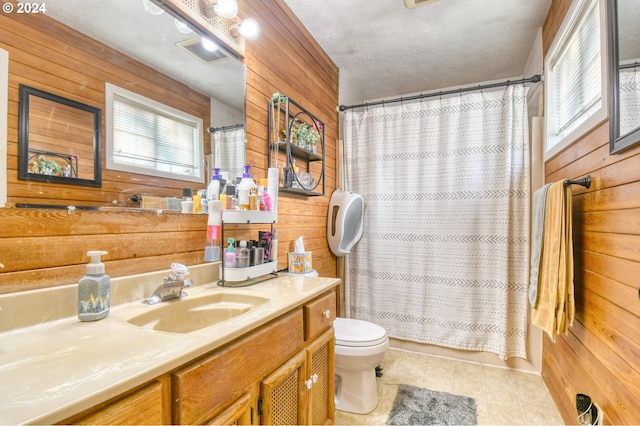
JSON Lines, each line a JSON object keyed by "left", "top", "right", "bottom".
{"left": 322, "top": 310, "right": 331, "bottom": 318}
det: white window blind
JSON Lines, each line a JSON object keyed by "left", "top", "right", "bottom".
{"left": 552, "top": 0, "right": 600, "bottom": 134}
{"left": 106, "top": 83, "right": 204, "bottom": 183}
{"left": 544, "top": 0, "right": 607, "bottom": 159}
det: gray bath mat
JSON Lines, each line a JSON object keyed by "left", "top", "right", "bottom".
{"left": 386, "top": 384, "right": 477, "bottom": 425}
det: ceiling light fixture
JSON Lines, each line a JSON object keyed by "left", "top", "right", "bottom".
{"left": 212, "top": 0, "right": 238, "bottom": 19}
{"left": 174, "top": 19, "right": 193, "bottom": 34}
{"left": 200, "top": 37, "right": 220, "bottom": 52}
{"left": 142, "top": 0, "right": 164, "bottom": 15}
{"left": 233, "top": 18, "right": 260, "bottom": 40}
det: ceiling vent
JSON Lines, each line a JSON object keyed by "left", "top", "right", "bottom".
{"left": 175, "top": 37, "right": 228, "bottom": 63}
{"left": 403, "top": 0, "right": 440, "bottom": 8}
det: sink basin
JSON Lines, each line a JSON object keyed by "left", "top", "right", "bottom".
{"left": 127, "top": 292, "right": 270, "bottom": 334}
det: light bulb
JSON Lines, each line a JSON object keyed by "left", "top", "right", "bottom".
{"left": 174, "top": 19, "right": 193, "bottom": 34}
{"left": 201, "top": 37, "right": 219, "bottom": 52}
{"left": 238, "top": 18, "right": 260, "bottom": 40}
{"left": 213, "top": 0, "right": 238, "bottom": 19}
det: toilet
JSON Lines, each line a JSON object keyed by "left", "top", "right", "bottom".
{"left": 283, "top": 269, "right": 389, "bottom": 413}
{"left": 333, "top": 317, "right": 389, "bottom": 414}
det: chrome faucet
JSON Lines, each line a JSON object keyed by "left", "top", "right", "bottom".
{"left": 144, "top": 263, "right": 194, "bottom": 305}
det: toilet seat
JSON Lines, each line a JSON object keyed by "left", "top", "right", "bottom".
{"left": 334, "top": 317, "right": 388, "bottom": 347}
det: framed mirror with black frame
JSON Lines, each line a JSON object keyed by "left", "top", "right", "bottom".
{"left": 608, "top": 0, "right": 640, "bottom": 154}
{"left": 18, "top": 84, "right": 102, "bottom": 187}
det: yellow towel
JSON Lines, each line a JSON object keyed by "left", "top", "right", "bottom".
{"left": 532, "top": 181, "right": 575, "bottom": 340}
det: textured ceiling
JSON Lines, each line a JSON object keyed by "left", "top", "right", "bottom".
{"left": 43, "top": 0, "right": 245, "bottom": 111}
{"left": 282, "top": 0, "right": 551, "bottom": 101}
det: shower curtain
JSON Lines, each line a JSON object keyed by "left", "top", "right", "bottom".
{"left": 343, "top": 85, "right": 530, "bottom": 359}
{"left": 213, "top": 127, "right": 245, "bottom": 179}
{"left": 620, "top": 68, "right": 640, "bottom": 136}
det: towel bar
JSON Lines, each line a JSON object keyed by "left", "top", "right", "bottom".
{"left": 563, "top": 175, "right": 591, "bottom": 189}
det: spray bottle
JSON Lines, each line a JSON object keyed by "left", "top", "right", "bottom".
{"left": 204, "top": 200, "right": 222, "bottom": 262}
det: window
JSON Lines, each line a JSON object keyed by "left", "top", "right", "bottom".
{"left": 544, "top": 0, "right": 607, "bottom": 159}
{"left": 106, "top": 83, "right": 204, "bottom": 183}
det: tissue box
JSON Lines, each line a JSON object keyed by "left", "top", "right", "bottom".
{"left": 288, "top": 251, "right": 312, "bottom": 273}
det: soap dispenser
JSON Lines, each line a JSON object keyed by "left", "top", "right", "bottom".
{"left": 237, "top": 164, "right": 257, "bottom": 210}
{"left": 78, "top": 250, "right": 111, "bottom": 322}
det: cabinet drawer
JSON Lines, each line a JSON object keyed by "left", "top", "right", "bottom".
{"left": 304, "top": 291, "right": 336, "bottom": 341}
{"left": 63, "top": 378, "right": 170, "bottom": 425}
{"left": 172, "top": 309, "right": 304, "bottom": 425}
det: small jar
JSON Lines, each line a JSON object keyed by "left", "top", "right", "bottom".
{"left": 235, "top": 240, "right": 250, "bottom": 268}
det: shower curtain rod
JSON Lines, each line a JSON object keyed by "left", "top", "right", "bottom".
{"left": 337, "top": 74, "right": 542, "bottom": 112}
{"left": 207, "top": 123, "right": 244, "bottom": 133}
{"left": 620, "top": 61, "right": 639, "bottom": 70}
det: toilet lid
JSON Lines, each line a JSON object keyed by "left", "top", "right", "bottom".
{"left": 334, "top": 317, "right": 388, "bottom": 347}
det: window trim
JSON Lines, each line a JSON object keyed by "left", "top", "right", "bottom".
{"left": 105, "top": 82, "right": 205, "bottom": 184}
{"left": 543, "top": 0, "right": 608, "bottom": 160}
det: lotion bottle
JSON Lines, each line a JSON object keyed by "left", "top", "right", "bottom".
{"left": 237, "top": 164, "right": 257, "bottom": 210}
{"left": 78, "top": 251, "right": 111, "bottom": 322}
{"left": 207, "top": 167, "right": 222, "bottom": 201}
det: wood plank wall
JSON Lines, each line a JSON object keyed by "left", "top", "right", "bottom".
{"left": 542, "top": 2, "right": 640, "bottom": 423}
{"left": 0, "top": 0, "right": 339, "bottom": 293}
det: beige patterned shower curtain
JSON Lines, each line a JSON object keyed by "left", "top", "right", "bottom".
{"left": 343, "top": 85, "right": 530, "bottom": 359}
{"left": 213, "top": 127, "right": 245, "bottom": 180}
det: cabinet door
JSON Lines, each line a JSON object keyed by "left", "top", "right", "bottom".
{"left": 306, "top": 328, "right": 335, "bottom": 425}
{"left": 207, "top": 390, "right": 254, "bottom": 425}
{"left": 260, "top": 351, "right": 307, "bottom": 425}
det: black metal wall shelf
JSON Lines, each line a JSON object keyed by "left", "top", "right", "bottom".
{"left": 268, "top": 95, "right": 325, "bottom": 196}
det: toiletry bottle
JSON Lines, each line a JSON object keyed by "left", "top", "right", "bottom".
{"left": 271, "top": 229, "right": 278, "bottom": 268}
{"left": 249, "top": 187, "right": 258, "bottom": 210}
{"left": 226, "top": 185, "right": 237, "bottom": 209}
{"left": 207, "top": 167, "right": 222, "bottom": 201}
{"left": 237, "top": 164, "right": 257, "bottom": 210}
{"left": 78, "top": 251, "right": 111, "bottom": 322}
{"left": 224, "top": 238, "right": 236, "bottom": 268}
{"left": 255, "top": 241, "right": 265, "bottom": 265}
{"left": 204, "top": 200, "right": 222, "bottom": 262}
{"left": 236, "top": 240, "right": 250, "bottom": 267}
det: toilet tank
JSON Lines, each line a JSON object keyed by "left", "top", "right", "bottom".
{"left": 327, "top": 189, "right": 364, "bottom": 257}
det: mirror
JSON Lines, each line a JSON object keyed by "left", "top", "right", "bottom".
{"left": 18, "top": 85, "right": 102, "bottom": 187}
{"left": 14, "top": 0, "right": 246, "bottom": 203}
{"left": 608, "top": 0, "right": 640, "bottom": 154}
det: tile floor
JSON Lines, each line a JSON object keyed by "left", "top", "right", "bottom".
{"left": 334, "top": 349, "right": 563, "bottom": 425}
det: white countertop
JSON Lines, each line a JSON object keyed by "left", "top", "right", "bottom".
{"left": 0, "top": 266, "right": 339, "bottom": 425}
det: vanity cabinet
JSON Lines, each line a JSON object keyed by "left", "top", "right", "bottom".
{"left": 58, "top": 289, "right": 337, "bottom": 425}
{"left": 260, "top": 323, "right": 335, "bottom": 425}
{"left": 172, "top": 290, "right": 336, "bottom": 425}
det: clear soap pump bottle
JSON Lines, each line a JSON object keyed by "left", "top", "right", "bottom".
{"left": 78, "top": 251, "right": 111, "bottom": 322}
